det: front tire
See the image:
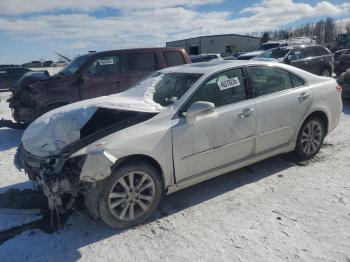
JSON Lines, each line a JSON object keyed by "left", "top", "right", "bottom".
{"left": 98, "top": 162, "right": 163, "bottom": 229}
{"left": 294, "top": 116, "right": 325, "bottom": 160}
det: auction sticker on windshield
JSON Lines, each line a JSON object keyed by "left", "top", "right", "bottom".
{"left": 218, "top": 77, "right": 240, "bottom": 91}
{"left": 99, "top": 59, "right": 114, "bottom": 65}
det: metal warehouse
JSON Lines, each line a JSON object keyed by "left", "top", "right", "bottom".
{"left": 166, "top": 34, "right": 260, "bottom": 56}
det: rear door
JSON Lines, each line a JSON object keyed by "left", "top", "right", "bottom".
{"left": 289, "top": 48, "right": 309, "bottom": 71}
{"left": 249, "top": 66, "right": 312, "bottom": 154}
{"left": 79, "top": 54, "right": 128, "bottom": 99}
{"left": 172, "top": 67, "right": 256, "bottom": 182}
{"left": 302, "top": 47, "right": 322, "bottom": 74}
{"left": 125, "top": 52, "right": 159, "bottom": 87}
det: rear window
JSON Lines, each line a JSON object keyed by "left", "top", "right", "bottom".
{"left": 127, "top": 52, "right": 159, "bottom": 72}
{"left": 163, "top": 51, "right": 185, "bottom": 67}
{"left": 290, "top": 73, "right": 305, "bottom": 87}
{"left": 316, "top": 46, "right": 330, "bottom": 56}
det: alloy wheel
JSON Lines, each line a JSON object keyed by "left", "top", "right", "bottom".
{"left": 108, "top": 171, "right": 156, "bottom": 221}
{"left": 300, "top": 120, "right": 323, "bottom": 155}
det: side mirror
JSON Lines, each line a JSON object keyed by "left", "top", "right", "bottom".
{"left": 185, "top": 101, "right": 215, "bottom": 118}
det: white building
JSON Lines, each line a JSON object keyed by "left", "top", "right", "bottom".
{"left": 166, "top": 34, "right": 260, "bottom": 57}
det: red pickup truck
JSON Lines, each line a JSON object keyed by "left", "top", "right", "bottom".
{"left": 9, "top": 47, "right": 191, "bottom": 124}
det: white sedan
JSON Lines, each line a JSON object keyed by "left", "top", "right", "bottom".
{"left": 16, "top": 60, "right": 342, "bottom": 228}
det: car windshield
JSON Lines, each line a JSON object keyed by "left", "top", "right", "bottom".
{"left": 58, "top": 54, "right": 90, "bottom": 76}
{"left": 119, "top": 72, "right": 202, "bottom": 109}
{"left": 260, "top": 48, "right": 290, "bottom": 59}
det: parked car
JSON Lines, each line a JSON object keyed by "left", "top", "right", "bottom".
{"left": 237, "top": 38, "right": 317, "bottom": 61}
{"left": 254, "top": 45, "right": 334, "bottom": 76}
{"left": 8, "top": 47, "right": 191, "bottom": 124}
{"left": 334, "top": 49, "right": 350, "bottom": 76}
{"left": 16, "top": 60, "right": 342, "bottom": 229}
{"left": 52, "top": 61, "right": 68, "bottom": 67}
{"left": 224, "top": 52, "right": 246, "bottom": 60}
{"left": 190, "top": 53, "right": 223, "bottom": 63}
{"left": 236, "top": 41, "right": 287, "bottom": 60}
{"left": 43, "top": 60, "right": 54, "bottom": 67}
{"left": 23, "top": 61, "right": 42, "bottom": 68}
{"left": 0, "top": 67, "right": 31, "bottom": 91}
{"left": 337, "top": 69, "right": 350, "bottom": 98}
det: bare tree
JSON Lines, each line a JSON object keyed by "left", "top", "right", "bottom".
{"left": 260, "top": 32, "right": 270, "bottom": 43}
{"left": 324, "top": 17, "right": 337, "bottom": 43}
{"left": 346, "top": 21, "right": 350, "bottom": 33}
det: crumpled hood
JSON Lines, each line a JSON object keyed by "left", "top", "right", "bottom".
{"left": 22, "top": 78, "right": 164, "bottom": 157}
{"left": 10, "top": 71, "right": 50, "bottom": 95}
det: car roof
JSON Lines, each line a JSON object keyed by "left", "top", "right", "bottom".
{"left": 161, "top": 60, "right": 288, "bottom": 74}
{"left": 90, "top": 47, "right": 185, "bottom": 57}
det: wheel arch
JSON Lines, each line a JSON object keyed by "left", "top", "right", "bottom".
{"left": 112, "top": 154, "right": 166, "bottom": 192}
{"left": 299, "top": 110, "right": 329, "bottom": 135}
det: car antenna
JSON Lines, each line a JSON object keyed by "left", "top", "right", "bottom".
{"left": 54, "top": 52, "right": 71, "bottom": 62}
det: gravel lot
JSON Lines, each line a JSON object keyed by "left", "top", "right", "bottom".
{"left": 0, "top": 92, "right": 349, "bottom": 262}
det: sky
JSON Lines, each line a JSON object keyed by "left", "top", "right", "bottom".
{"left": 0, "top": 0, "right": 349, "bottom": 64}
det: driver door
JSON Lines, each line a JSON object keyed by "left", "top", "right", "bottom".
{"left": 79, "top": 54, "right": 128, "bottom": 99}
{"left": 171, "top": 67, "right": 256, "bottom": 182}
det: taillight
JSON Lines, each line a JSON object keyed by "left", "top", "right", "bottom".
{"left": 336, "top": 84, "right": 342, "bottom": 93}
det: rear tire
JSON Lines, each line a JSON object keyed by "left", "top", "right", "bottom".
{"left": 294, "top": 116, "right": 325, "bottom": 160}
{"left": 98, "top": 162, "right": 163, "bottom": 229}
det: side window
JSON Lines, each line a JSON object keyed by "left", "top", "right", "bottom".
{"left": 315, "top": 46, "right": 330, "bottom": 56}
{"left": 88, "top": 56, "right": 121, "bottom": 76}
{"left": 163, "top": 51, "right": 185, "bottom": 67}
{"left": 290, "top": 73, "right": 305, "bottom": 87}
{"left": 304, "top": 47, "right": 319, "bottom": 58}
{"left": 127, "top": 52, "right": 159, "bottom": 72}
{"left": 250, "top": 66, "right": 292, "bottom": 97}
{"left": 187, "top": 68, "right": 246, "bottom": 108}
{"left": 289, "top": 49, "right": 304, "bottom": 60}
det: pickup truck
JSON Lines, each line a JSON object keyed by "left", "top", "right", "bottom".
{"left": 8, "top": 47, "right": 191, "bottom": 124}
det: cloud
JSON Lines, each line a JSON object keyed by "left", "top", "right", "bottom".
{"left": 0, "top": 0, "right": 222, "bottom": 15}
{"left": 63, "top": 41, "right": 94, "bottom": 49}
{"left": 0, "top": 0, "right": 349, "bottom": 52}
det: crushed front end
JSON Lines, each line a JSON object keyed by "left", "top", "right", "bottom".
{"left": 15, "top": 144, "right": 89, "bottom": 213}
{"left": 15, "top": 104, "right": 158, "bottom": 221}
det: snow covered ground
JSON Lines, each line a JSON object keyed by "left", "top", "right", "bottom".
{"left": 0, "top": 93, "right": 349, "bottom": 262}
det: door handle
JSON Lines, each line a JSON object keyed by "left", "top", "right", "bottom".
{"left": 298, "top": 92, "right": 310, "bottom": 101}
{"left": 239, "top": 108, "right": 254, "bottom": 118}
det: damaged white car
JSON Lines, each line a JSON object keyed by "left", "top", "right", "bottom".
{"left": 15, "top": 60, "right": 342, "bottom": 228}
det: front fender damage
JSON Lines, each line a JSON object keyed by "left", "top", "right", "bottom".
{"left": 79, "top": 146, "right": 118, "bottom": 182}
{"left": 18, "top": 108, "right": 157, "bottom": 221}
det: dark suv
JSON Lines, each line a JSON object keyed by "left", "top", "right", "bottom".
{"left": 255, "top": 45, "right": 333, "bottom": 76}
{"left": 334, "top": 49, "right": 350, "bottom": 76}
{"left": 8, "top": 48, "right": 191, "bottom": 123}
